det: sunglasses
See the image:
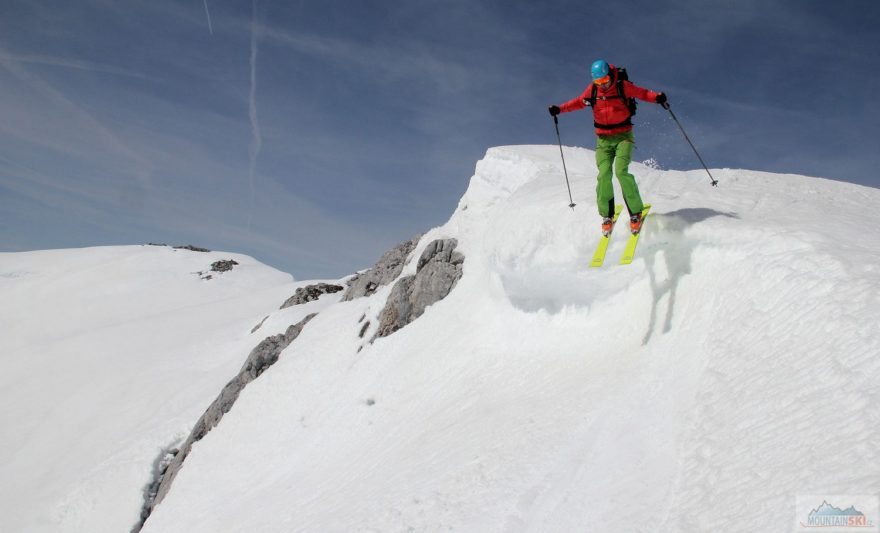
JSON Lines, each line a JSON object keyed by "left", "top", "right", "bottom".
{"left": 593, "top": 75, "right": 611, "bottom": 86}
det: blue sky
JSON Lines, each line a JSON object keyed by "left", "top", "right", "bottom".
{"left": 1, "top": 1, "right": 878, "bottom": 278}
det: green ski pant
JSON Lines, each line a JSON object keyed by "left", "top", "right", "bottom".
{"left": 595, "top": 132, "right": 644, "bottom": 218}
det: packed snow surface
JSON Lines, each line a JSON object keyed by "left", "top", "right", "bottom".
{"left": 3, "top": 145, "right": 880, "bottom": 532}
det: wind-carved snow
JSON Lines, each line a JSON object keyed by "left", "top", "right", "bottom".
{"left": 3, "top": 145, "right": 879, "bottom": 533}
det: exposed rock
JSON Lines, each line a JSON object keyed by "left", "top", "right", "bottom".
{"left": 195, "top": 259, "right": 239, "bottom": 280}
{"left": 376, "top": 277, "right": 415, "bottom": 338}
{"left": 376, "top": 239, "right": 464, "bottom": 338}
{"left": 132, "top": 446, "right": 179, "bottom": 532}
{"left": 250, "top": 315, "right": 270, "bottom": 334}
{"left": 280, "top": 283, "right": 344, "bottom": 309}
{"left": 173, "top": 244, "right": 210, "bottom": 252}
{"left": 146, "top": 314, "right": 316, "bottom": 520}
{"left": 343, "top": 235, "right": 422, "bottom": 301}
{"left": 210, "top": 259, "right": 238, "bottom": 273}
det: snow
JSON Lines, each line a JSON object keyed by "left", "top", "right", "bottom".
{"left": 3, "top": 145, "right": 880, "bottom": 532}
{"left": 0, "top": 245, "right": 338, "bottom": 533}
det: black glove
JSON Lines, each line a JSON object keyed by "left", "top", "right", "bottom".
{"left": 548, "top": 105, "right": 560, "bottom": 117}
{"left": 655, "top": 92, "right": 668, "bottom": 108}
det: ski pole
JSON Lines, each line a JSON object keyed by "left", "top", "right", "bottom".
{"left": 552, "top": 115, "right": 577, "bottom": 209}
{"left": 662, "top": 103, "right": 718, "bottom": 187}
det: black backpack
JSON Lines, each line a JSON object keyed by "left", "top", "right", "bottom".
{"left": 586, "top": 67, "right": 638, "bottom": 129}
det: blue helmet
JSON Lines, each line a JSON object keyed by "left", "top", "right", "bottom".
{"left": 591, "top": 59, "right": 610, "bottom": 81}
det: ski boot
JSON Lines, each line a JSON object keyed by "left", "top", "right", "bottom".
{"left": 630, "top": 213, "right": 643, "bottom": 235}
{"left": 601, "top": 217, "right": 614, "bottom": 237}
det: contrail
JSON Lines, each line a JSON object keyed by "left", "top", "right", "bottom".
{"left": 247, "top": 0, "right": 261, "bottom": 230}
{"left": 203, "top": 0, "right": 214, "bottom": 35}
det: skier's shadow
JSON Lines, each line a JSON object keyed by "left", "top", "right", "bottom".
{"left": 640, "top": 208, "right": 738, "bottom": 345}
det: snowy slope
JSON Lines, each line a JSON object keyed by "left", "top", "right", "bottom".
{"left": 5, "top": 144, "right": 879, "bottom": 533}
{"left": 137, "top": 145, "right": 880, "bottom": 532}
{"left": 0, "top": 245, "right": 341, "bottom": 533}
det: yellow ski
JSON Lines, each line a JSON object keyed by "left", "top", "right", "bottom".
{"left": 619, "top": 204, "right": 651, "bottom": 265}
{"left": 589, "top": 205, "right": 623, "bottom": 268}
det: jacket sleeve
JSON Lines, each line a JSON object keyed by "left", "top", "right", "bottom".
{"left": 622, "top": 80, "right": 661, "bottom": 103}
{"left": 559, "top": 85, "right": 593, "bottom": 113}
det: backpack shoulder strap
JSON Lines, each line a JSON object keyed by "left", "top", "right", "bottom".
{"left": 618, "top": 77, "right": 637, "bottom": 116}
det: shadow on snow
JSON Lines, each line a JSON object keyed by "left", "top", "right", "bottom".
{"left": 640, "top": 208, "right": 739, "bottom": 345}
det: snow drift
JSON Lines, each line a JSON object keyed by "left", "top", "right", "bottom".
{"left": 2, "top": 145, "right": 879, "bottom": 532}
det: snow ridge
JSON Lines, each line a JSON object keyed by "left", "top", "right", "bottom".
{"left": 3, "top": 145, "right": 879, "bottom": 533}
{"left": 140, "top": 146, "right": 878, "bottom": 532}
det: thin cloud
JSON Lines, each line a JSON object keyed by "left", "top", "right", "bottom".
{"left": 0, "top": 51, "right": 156, "bottom": 81}
{"left": 0, "top": 50, "right": 154, "bottom": 190}
{"left": 257, "top": 24, "right": 481, "bottom": 95}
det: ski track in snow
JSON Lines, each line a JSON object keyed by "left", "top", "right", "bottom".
{"left": 3, "top": 145, "right": 879, "bottom": 533}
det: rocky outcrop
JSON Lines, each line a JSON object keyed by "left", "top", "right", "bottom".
{"left": 145, "top": 243, "right": 210, "bottom": 252}
{"left": 173, "top": 244, "right": 210, "bottom": 252}
{"left": 280, "top": 283, "right": 344, "bottom": 309}
{"left": 250, "top": 316, "right": 270, "bottom": 334}
{"left": 132, "top": 445, "right": 179, "bottom": 532}
{"left": 210, "top": 259, "right": 238, "bottom": 273}
{"left": 198, "top": 259, "right": 239, "bottom": 280}
{"left": 376, "top": 239, "right": 464, "bottom": 338}
{"left": 144, "top": 314, "right": 316, "bottom": 522}
{"left": 343, "top": 235, "right": 422, "bottom": 301}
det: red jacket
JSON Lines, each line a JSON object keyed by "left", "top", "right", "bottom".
{"left": 559, "top": 66, "right": 661, "bottom": 136}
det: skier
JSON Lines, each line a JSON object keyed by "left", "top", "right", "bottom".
{"left": 549, "top": 59, "right": 667, "bottom": 235}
